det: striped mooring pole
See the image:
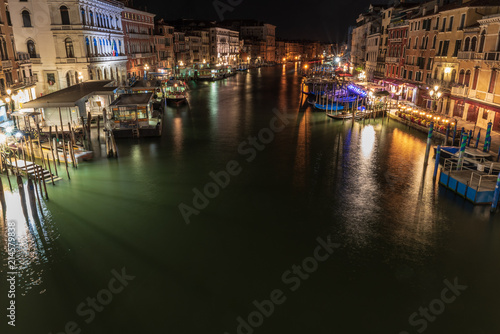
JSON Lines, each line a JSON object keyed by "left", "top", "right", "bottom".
{"left": 434, "top": 145, "right": 441, "bottom": 179}
{"left": 445, "top": 124, "right": 450, "bottom": 146}
{"left": 467, "top": 130, "right": 473, "bottom": 146}
{"left": 457, "top": 132, "right": 469, "bottom": 170}
{"left": 491, "top": 172, "right": 500, "bottom": 213}
{"left": 475, "top": 129, "right": 481, "bottom": 149}
{"left": 452, "top": 122, "right": 458, "bottom": 146}
{"left": 484, "top": 121, "right": 492, "bottom": 152}
{"left": 424, "top": 122, "right": 434, "bottom": 167}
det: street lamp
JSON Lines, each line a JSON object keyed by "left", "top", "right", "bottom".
{"left": 429, "top": 85, "right": 442, "bottom": 112}
{"left": 78, "top": 72, "right": 84, "bottom": 84}
{"left": 144, "top": 64, "right": 150, "bottom": 80}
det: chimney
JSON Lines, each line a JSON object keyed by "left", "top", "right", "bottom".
{"left": 423, "top": 8, "right": 427, "bottom": 16}
{"left": 434, "top": 4, "right": 439, "bottom": 13}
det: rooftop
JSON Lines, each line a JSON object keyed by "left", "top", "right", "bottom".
{"left": 110, "top": 93, "right": 154, "bottom": 106}
{"left": 23, "top": 81, "right": 117, "bottom": 109}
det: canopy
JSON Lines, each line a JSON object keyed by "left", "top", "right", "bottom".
{"left": 22, "top": 81, "right": 116, "bottom": 109}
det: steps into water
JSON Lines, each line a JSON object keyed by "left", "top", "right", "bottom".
{"left": 6, "top": 159, "right": 62, "bottom": 184}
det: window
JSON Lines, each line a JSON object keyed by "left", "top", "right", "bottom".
{"left": 472, "top": 68, "right": 479, "bottom": 90}
{"left": 464, "top": 37, "right": 470, "bottom": 51}
{"left": 65, "top": 38, "right": 74, "bottom": 58}
{"left": 27, "top": 40, "right": 36, "bottom": 58}
{"left": 458, "top": 70, "right": 465, "bottom": 84}
{"left": 89, "top": 11, "right": 94, "bottom": 26}
{"left": 441, "top": 17, "right": 446, "bottom": 32}
{"left": 448, "top": 16, "right": 454, "bottom": 31}
{"left": 22, "top": 10, "right": 31, "bottom": 27}
{"left": 432, "top": 35, "right": 436, "bottom": 49}
{"left": 437, "top": 41, "right": 443, "bottom": 55}
{"left": 452, "top": 40, "right": 461, "bottom": 57}
{"left": 479, "top": 31, "right": 486, "bottom": 53}
{"left": 60, "top": 6, "right": 70, "bottom": 25}
{"left": 415, "top": 37, "right": 418, "bottom": 49}
{"left": 442, "top": 40, "right": 450, "bottom": 57}
{"left": 458, "top": 14, "right": 465, "bottom": 30}
{"left": 81, "top": 8, "right": 86, "bottom": 25}
{"left": 482, "top": 109, "right": 489, "bottom": 120}
{"left": 464, "top": 70, "right": 471, "bottom": 87}
{"left": 488, "top": 70, "right": 497, "bottom": 94}
{"left": 471, "top": 36, "right": 477, "bottom": 51}
{"left": 3, "top": 7, "right": 10, "bottom": 27}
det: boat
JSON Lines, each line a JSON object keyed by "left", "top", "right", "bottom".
{"left": 326, "top": 111, "right": 371, "bottom": 120}
{"left": 165, "top": 80, "right": 188, "bottom": 105}
{"left": 434, "top": 146, "right": 492, "bottom": 162}
{"left": 314, "top": 103, "right": 345, "bottom": 111}
{"left": 109, "top": 93, "right": 162, "bottom": 138}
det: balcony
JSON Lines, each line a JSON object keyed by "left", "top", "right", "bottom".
{"left": 386, "top": 56, "right": 399, "bottom": 63}
{"left": 484, "top": 52, "right": 500, "bottom": 62}
{"left": 23, "top": 75, "right": 38, "bottom": 86}
{"left": 457, "top": 51, "right": 473, "bottom": 60}
{"left": 1, "top": 60, "right": 13, "bottom": 68}
{"left": 451, "top": 86, "right": 468, "bottom": 97}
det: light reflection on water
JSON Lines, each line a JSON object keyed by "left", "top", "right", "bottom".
{"left": 0, "top": 180, "right": 55, "bottom": 296}
{"left": 3, "top": 66, "right": 500, "bottom": 333}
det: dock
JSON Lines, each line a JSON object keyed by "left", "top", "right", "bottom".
{"left": 439, "top": 158, "right": 500, "bottom": 204}
{"left": 6, "top": 159, "right": 62, "bottom": 184}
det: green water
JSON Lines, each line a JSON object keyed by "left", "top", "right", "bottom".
{"left": 1, "top": 65, "right": 500, "bottom": 334}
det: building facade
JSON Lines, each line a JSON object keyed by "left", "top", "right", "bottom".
{"left": 122, "top": 6, "right": 156, "bottom": 79}
{"left": 11, "top": 0, "right": 128, "bottom": 95}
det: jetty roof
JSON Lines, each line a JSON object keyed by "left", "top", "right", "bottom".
{"left": 23, "top": 81, "right": 117, "bottom": 109}
{"left": 110, "top": 93, "right": 154, "bottom": 106}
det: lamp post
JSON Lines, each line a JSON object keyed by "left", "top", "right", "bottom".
{"left": 144, "top": 64, "right": 150, "bottom": 81}
{"left": 429, "top": 85, "right": 442, "bottom": 113}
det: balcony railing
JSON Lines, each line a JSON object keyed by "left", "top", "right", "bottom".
{"left": 1, "top": 60, "right": 13, "bottom": 68}
{"left": 457, "top": 51, "right": 473, "bottom": 60}
{"left": 23, "top": 75, "right": 38, "bottom": 86}
{"left": 386, "top": 56, "right": 399, "bottom": 63}
{"left": 451, "top": 86, "right": 468, "bottom": 97}
{"left": 484, "top": 52, "right": 500, "bottom": 61}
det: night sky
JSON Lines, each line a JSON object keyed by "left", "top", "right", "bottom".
{"left": 138, "top": 0, "right": 377, "bottom": 43}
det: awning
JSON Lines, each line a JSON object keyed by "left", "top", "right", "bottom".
{"left": 464, "top": 99, "right": 500, "bottom": 113}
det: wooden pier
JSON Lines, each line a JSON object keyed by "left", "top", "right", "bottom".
{"left": 6, "top": 158, "right": 61, "bottom": 184}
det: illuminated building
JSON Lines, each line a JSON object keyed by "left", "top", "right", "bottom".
{"left": 0, "top": 1, "right": 37, "bottom": 123}
{"left": 10, "top": 0, "right": 127, "bottom": 95}
{"left": 121, "top": 6, "right": 156, "bottom": 80}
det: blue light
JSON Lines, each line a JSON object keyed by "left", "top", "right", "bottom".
{"left": 347, "top": 84, "right": 367, "bottom": 97}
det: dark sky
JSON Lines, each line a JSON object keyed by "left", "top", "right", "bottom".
{"left": 138, "top": 0, "right": 376, "bottom": 43}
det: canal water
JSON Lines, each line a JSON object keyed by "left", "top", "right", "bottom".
{"left": 2, "top": 65, "right": 500, "bottom": 334}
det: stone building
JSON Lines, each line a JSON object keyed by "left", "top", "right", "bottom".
{"left": 10, "top": 0, "right": 128, "bottom": 94}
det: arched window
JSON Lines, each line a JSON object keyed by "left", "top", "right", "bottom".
{"left": 497, "top": 32, "right": 500, "bottom": 51}
{"left": 81, "top": 8, "right": 86, "bottom": 25}
{"left": 60, "top": 6, "right": 70, "bottom": 25}
{"left": 479, "top": 30, "right": 486, "bottom": 53}
{"left": 464, "top": 37, "right": 470, "bottom": 51}
{"left": 458, "top": 69, "right": 465, "bottom": 85}
{"left": 65, "top": 38, "right": 74, "bottom": 58}
{"left": 432, "top": 35, "right": 437, "bottom": 49}
{"left": 89, "top": 11, "right": 94, "bottom": 26}
{"left": 85, "top": 37, "right": 91, "bottom": 56}
{"left": 408, "top": 38, "right": 411, "bottom": 48}
{"left": 464, "top": 70, "right": 471, "bottom": 87}
{"left": 471, "top": 36, "right": 477, "bottom": 51}
{"left": 27, "top": 40, "right": 36, "bottom": 58}
{"left": 415, "top": 37, "right": 418, "bottom": 49}
{"left": 451, "top": 69, "right": 456, "bottom": 83}
{"left": 0, "top": 39, "right": 5, "bottom": 60}
{"left": 22, "top": 10, "right": 31, "bottom": 27}
{"left": 66, "top": 72, "right": 72, "bottom": 87}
